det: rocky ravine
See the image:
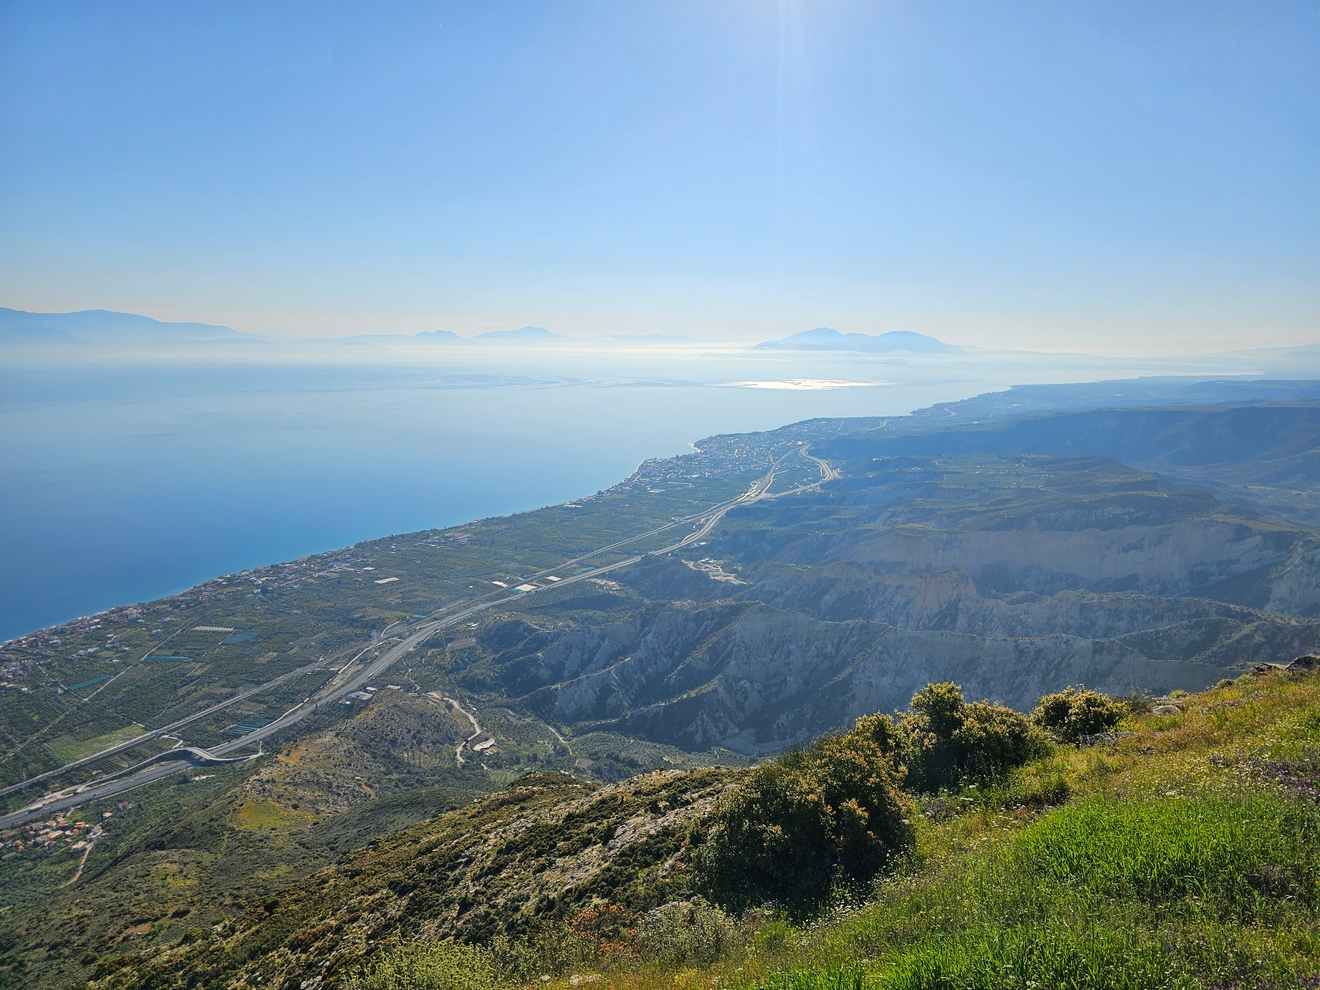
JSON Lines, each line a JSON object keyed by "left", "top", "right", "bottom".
{"left": 446, "top": 455, "right": 1320, "bottom": 753}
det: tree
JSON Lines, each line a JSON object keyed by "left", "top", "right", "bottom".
{"left": 694, "top": 715, "right": 913, "bottom": 914}
{"left": 898, "top": 682, "right": 1051, "bottom": 792}
{"left": 1031, "top": 687, "right": 1126, "bottom": 743}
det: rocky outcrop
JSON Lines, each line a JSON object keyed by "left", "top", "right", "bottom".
{"left": 96, "top": 770, "right": 736, "bottom": 989}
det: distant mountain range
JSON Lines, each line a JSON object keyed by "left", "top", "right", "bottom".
{"left": 7, "top": 308, "right": 1313, "bottom": 365}
{"left": 341, "top": 325, "right": 562, "bottom": 345}
{"left": 0, "top": 307, "right": 243, "bottom": 345}
{"left": 0, "top": 309, "right": 573, "bottom": 348}
{"left": 755, "top": 327, "right": 957, "bottom": 354}
{"left": 472, "top": 325, "right": 559, "bottom": 344}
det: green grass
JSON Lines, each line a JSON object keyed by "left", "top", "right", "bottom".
{"left": 1008, "top": 794, "right": 1317, "bottom": 915}
{"left": 757, "top": 966, "right": 865, "bottom": 990}
{"left": 568, "top": 671, "right": 1320, "bottom": 990}
{"left": 858, "top": 792, "right": 1317, "bottom": 989}
{"left": 233, "top": 796, "right": 314, "bottom": 830}
{"left": 47, "top": 722, "right": 145, "bottom": 763}
{"left": 877, "top": 919, "right": 1205, "bottom": 990}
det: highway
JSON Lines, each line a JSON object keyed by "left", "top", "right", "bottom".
{"left": 0, "top": 456, "right": 814, "bottom": 830}
{"left": 0, "top": 622, "right": 193, "bottom": 766}
{"left": 801, "top": 443, "right": 841, "bottom": 482}
{"left": 0, "top": 659, "right": 329, "bottom": 800}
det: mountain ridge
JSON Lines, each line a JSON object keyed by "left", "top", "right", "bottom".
{"left": 0, "top": 306, "right": 243, "bottom": 344}
{"left": 474, "top": 325, "right": 561, "bottom": 343}
{"left": 755, "top": 327, "right": 956, "bottom": 353}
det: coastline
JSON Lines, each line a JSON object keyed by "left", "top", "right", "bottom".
{"left": 0, "top": 418, "right": 793, "bottom": 650}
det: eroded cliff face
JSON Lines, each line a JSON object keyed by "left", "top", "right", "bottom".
{"left": 446, "top": 455, "right": 1320, "bottom": 755}
{"left": 486, "top": 598, "right": 1266, "bottom": 753}
{"left": 818, "top": 519, "right": 1298, "bottom": 597}
{"left": 748, "top": 564, "right": 1288, "bottom": 636}
{"left": 1263, "top": 541, "right": 1320, "bottom": 616}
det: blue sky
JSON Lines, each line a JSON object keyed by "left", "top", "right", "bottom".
{"left": 2, "top": 1, "right": 1316, "bottom": 351}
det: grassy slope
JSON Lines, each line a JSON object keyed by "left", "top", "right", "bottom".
{"left": 596, "top": 667, "right": 1320, "bottom": 990}
{"left": 83, "top": 666, "right": 1320, "bottom": 990}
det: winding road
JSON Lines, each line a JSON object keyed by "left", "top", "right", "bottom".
{"left": 801, "top": 444, "right": 842, "bottom": 482}
{"left": 0, "top": 659, "right": 328, "bottom": 800}
{"left": 435, "top": 694, "right": 483, "bottom": 766}
{"left": 1, "top": 453, "right": 833, "bottom": 830}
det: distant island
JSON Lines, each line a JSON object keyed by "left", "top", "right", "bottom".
{"left": 472, "top": 325, "right": 560, "bottom": 344}
{"left": 0, "top": 308, "right": 575, "bottom": 349}
{"left": 756, "top": 327, "right": 957, "bottom": 354}
{"left": 0, "top": 307, "right": 243, "bottom": 345}
{"left": 5, "top": 310, "right": 969, "bottom": 355}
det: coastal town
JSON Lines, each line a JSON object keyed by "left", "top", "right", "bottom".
{"left": 0, "top": 801, "right": 129, "bottom": 860}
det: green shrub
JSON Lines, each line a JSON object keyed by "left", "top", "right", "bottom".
{"left": 1031, "top": 687, "right": 1126, "bottom": 743}
{"left": 696, "top": 715, "right": 913, "bottom": 914}
{"left": 899, "top": 683, "right": 1051, "bottom": 792}
{"left": 635, "top": 897, "right": 738, "bottom": 966}
{"left": 1117, "top": 691, "right": 1155, "bottom": 715}
{"left": 483, "top": 928, "right": 595, "bottom": 983}
{"left": 345, "top": 939, "right": 501, "bottom": 990}
{"left": 852, "top": 710, "right": 903, "bottom": 753}
{"left": 976, "top": 761, "right": 1072, "bottom": 811}
{"left": 748, "top": 915, "right": 796, "bottom": 955}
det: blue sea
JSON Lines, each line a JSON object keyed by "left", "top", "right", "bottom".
{"left": 0, "top": 345, "right": 1193, "bottom": 641}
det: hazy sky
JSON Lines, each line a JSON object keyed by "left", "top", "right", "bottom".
{"left": 2, "top": 1, "right": 1316, "bottom": 352}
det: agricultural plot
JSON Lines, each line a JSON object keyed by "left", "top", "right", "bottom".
{"left": 0, "top": 445, "right": 776, "bottom": 802}
{"left": 46, "top": 723, "right": 146, "bottom": 764}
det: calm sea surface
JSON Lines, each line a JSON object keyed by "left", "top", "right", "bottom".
{"left": 0, "top": 347, "right": 1183, "bottom": 640}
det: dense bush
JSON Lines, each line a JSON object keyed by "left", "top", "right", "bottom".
{"left": 695, "top": 714, "right": 913, "bottom": 914}
{"left": 898, "top": 682, "right": 1051, "bottom": 792}
{"left": 1031, "top": 687, "right": 1126, "bottom": 743}
{"left": 636, "top": 897, "right": 738, "bottom": 966}
{"left": 345, "top": 939, "right": 500, "bottom": 990}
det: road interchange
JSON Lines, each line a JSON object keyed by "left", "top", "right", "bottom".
{"left": 1, "top": 451, "right": 834, "bottom": 830}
